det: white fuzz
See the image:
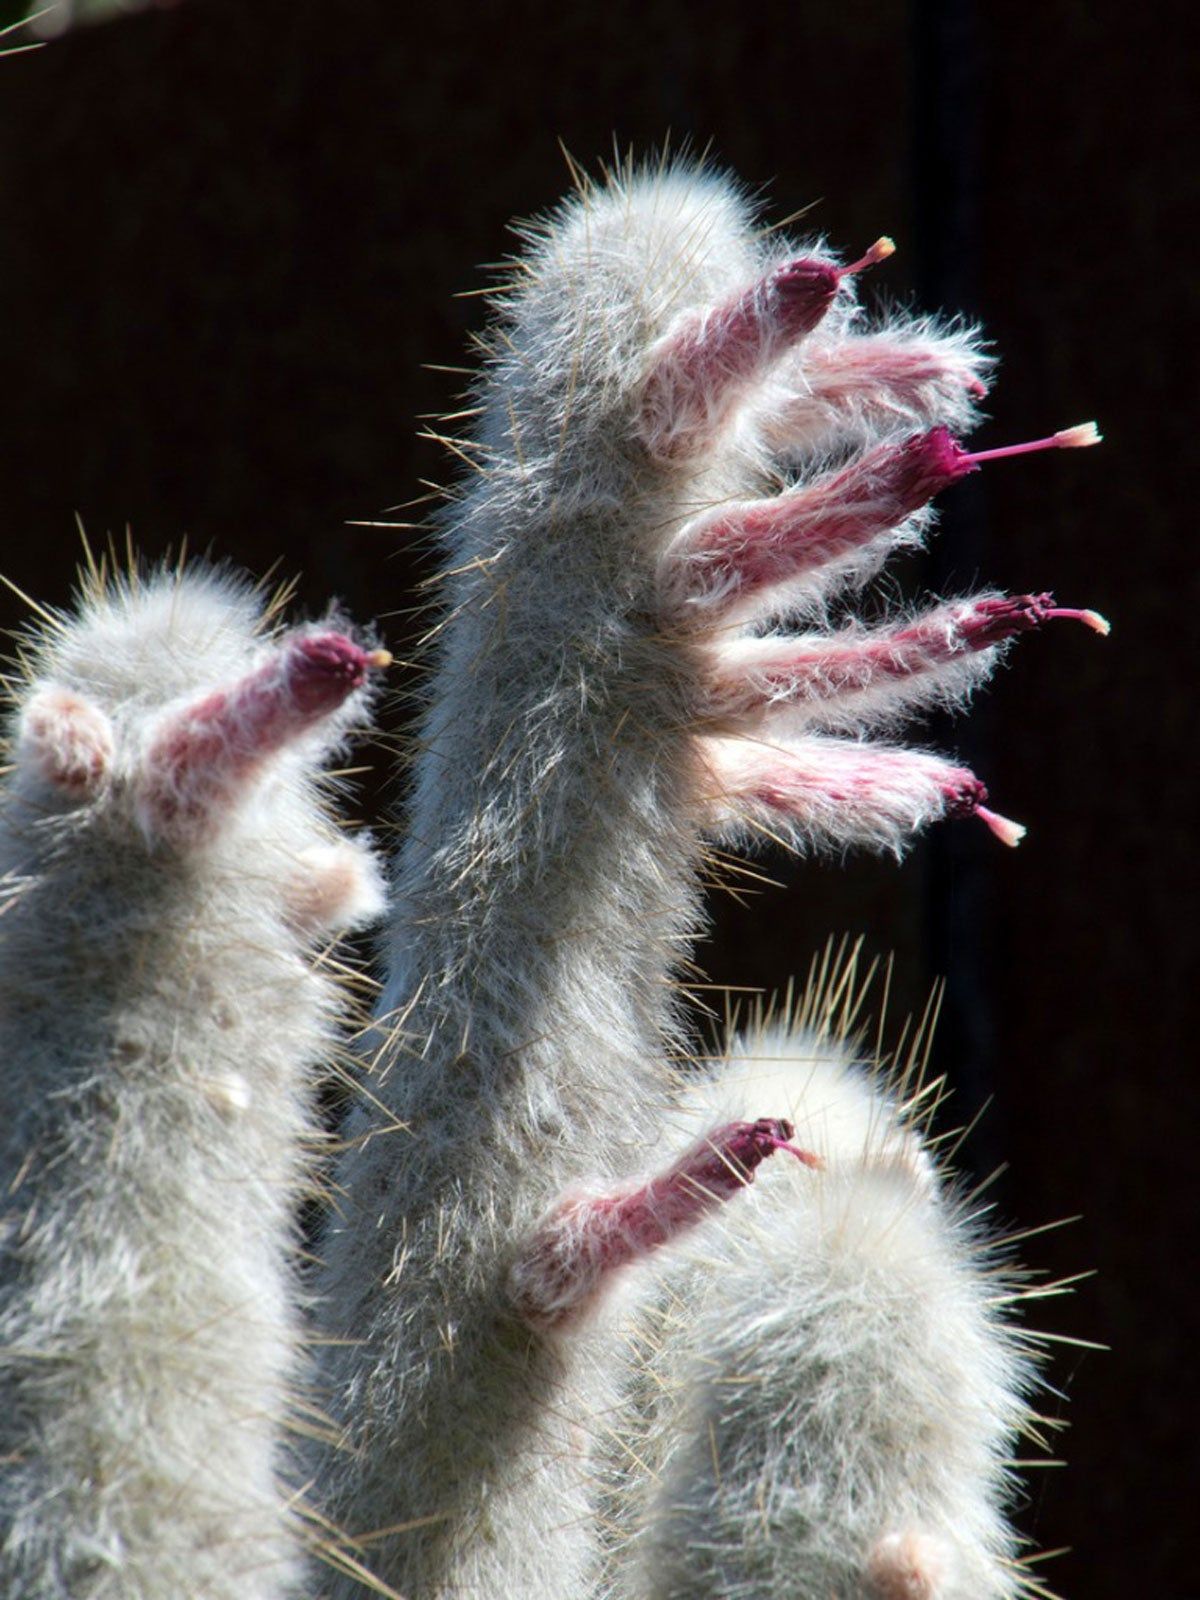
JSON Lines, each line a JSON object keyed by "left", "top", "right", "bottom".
{"left": 604, "top": 1021, "right": 1034, "bottom": 1600}
{"left": 283, "top": 841, "right": 387, "bottom": 935}
{"left": 315, "top": 159, "right": 1089, "bottom": 1599}
{"left": 0, "top": 567, "right": 384, "bottom": 1599}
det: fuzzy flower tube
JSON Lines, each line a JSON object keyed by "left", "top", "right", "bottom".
{"left": 0, "top": 564, "right": 387, "bottom": 1599}
{"left": 316, "top": 161, "right": 1103, "bottom": 1598}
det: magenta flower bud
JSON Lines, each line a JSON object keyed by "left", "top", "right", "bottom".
{"left": 640, "top": 239, "right": 896, "bottom": 461}
{"left": 136, "top": 628, "right": 389, "bottom": 844}
{"left": 508, "top": 1117, "right": 820, "bottom": 1332}
{"left": 289, "top": 633, "right": 387, "bottom": 717}
{"left": 957, "top": 593, "right": 1111, "bottom": 648}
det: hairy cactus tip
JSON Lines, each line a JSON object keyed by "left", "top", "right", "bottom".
{"left": 0, "top": 556, "right": 388, "bottom": 1600}
{"left": 310, "top": 153, "right": 1104, "bottom": 1600}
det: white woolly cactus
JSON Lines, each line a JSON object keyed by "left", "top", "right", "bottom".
{"left": 602, "top": 953, "right": 1046, "bottom": 1600}
{"left": 0, "top": 561, "right": 387, "bottom": 1599}
{"left": 315, "top": 155, "right": 1103, "bottom": 1600}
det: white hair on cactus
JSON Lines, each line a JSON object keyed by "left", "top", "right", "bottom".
{"left": 0, "top": 557, "right": 387, "bottom": 1599}
{"left": 313, "top": 155, "right": 1100, "bottom": 1599}
{"left": 601, "top": 947, "right": 1054, "bottom": 1600}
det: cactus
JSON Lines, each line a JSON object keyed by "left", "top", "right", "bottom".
{"left": 0, "top": 561, "right": 387, "bottom": 1599}
{"left": 315, "top": 158, "right": 1102, "bottom": 1599}
{"left": 600, "top": 951, "right": 1049, "bottom": 1600}
{"left": 0, "top": 154, "right": 1101, "bottom": 1600}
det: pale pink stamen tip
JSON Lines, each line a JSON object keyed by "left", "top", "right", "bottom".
{"left": 1053, "top": 421, "right": 1102, "bottom": 448}
{"left": 1049, "top": 606, "right": 1111, "bottom": 637}
{"left": 771, "top": 1138, "right": 825, "bottom": 1171}
{"left": 843, "top": 235, "right": 896, "bottom": 276}
{"left": 976, "top": 805, "right": 1027, "bottom": 848}
{"left": 964, "top": 420, "right": 1103, "bottom": 467}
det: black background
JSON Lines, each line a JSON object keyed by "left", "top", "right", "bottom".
{"left": 0, "top": 3, "right": 1195, "bottom": 1595}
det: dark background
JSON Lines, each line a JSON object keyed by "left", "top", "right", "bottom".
{"left": 0, "top": 2, "right": 1195, "bottom": 1595}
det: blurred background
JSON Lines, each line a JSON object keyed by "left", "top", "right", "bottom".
{"left": 0, "top": 2, "right": 1194, "bottom": 1594}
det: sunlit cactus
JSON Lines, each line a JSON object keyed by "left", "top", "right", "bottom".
{"left": 314, "top": 157, "right": 1102, "bottom": 1600}
{"left": 0, "top": 150, "right": 1102, "bottom": 1600}
{"left": 0, "top": 560, "right": 387, "bottom": 1599}
{"left": 600, "top": 947, "right": 1066, "bottom": 1600}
